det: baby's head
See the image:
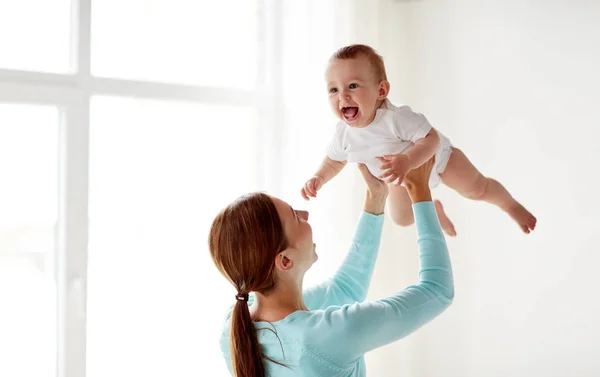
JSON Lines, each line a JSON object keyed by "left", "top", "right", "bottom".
{"left": 326, "top": 44, "right": 390, "bottom": 128}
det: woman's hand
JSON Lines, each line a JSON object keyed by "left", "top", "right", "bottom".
{"left": 358, "top": 163, "right": 388, "bottom": 215}
{"left": 403, "top": 156, "right": 435, "bottom": 203}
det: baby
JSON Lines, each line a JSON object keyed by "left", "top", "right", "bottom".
{"left": 301, "top": 44, "right": 536, "bottom": 235}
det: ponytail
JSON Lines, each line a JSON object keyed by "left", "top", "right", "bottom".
{"left": 208, "top": 193, "right": 290, "bottom": 376}
{"left": 230, "top": 295, "right": 265, "bottom": 377}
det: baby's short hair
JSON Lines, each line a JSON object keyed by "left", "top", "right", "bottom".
{"left": 331, "top": 44, "right": 388, "bottom": 82}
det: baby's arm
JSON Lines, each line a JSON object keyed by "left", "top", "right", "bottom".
{"left": 379, "top": 129, "right": 440, "bottom": 185}
{"left": 301, "top": 156, "right": 346, "bottom": 200}
{"left": 315, "top": 156, "right": 347, "bottom": 184}
{"left": 406, "top": 128, "right": 440, "bottom": 169}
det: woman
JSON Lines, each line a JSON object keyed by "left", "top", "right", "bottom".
{"left": 208, "top": 158, "right": 454, "bottom": 377}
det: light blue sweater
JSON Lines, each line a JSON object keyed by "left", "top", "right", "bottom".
{"left": 219, "top": 201, "right": 454, "bottom": 376}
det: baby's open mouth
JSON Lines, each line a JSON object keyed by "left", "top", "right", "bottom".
{"left": 342, "top": 107, "right": 359, "bottom": 122}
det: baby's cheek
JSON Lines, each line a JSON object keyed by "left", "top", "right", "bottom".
{"left": 330, "top": 106, "right": 342, "bottom": 119}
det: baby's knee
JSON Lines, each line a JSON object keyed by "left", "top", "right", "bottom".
{"left": 390, "top": 211, "right": 414, "bottom": 227}
{"left": 467, "top": 176, "right": 490, "bottom": 200}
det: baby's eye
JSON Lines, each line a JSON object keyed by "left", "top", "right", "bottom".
{"left": 329, "top": 87, "right": 338, "bottom": 94}
{"left": 349, "top": 83, "right": 358, "bottom": 89}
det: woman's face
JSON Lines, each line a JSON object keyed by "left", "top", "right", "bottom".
{"left": 270, "top": 196, "right": 317, "bottom": 272}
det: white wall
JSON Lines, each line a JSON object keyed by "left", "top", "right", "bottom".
{"left": 369, "top": 0, "right": 600, "bottom": 376}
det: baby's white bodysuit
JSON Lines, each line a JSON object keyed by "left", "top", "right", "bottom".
{"left": 326, "top": 99, "right": 453, "bottom": 188}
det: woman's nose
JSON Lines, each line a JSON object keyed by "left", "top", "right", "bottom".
{"left": 298, "top": 210, "right": 309, "bottom": 221}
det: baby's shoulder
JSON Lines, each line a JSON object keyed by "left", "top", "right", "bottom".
{"left": 382, "top": 100, "right": 427, "bottom": 128}
{"left": 383, "top": 99, "right": 417, "bottom": 116}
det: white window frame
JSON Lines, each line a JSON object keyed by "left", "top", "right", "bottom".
{"left": 0, "top": 1, "right": 282, "bottom": 376}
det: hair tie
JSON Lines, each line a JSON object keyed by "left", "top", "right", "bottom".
{"left": 235, "top": 292, "right": 249, "bottom": 302}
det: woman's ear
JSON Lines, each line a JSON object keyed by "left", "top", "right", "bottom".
{"left": 378, "top": 80, "right": 390, "bottom": 99}
{"left": 274, "top": 250, "right": 295, "bottom": 272}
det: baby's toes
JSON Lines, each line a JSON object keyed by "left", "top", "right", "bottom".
{"left": 529, "top": 216, "right": 537, "bottom": 230}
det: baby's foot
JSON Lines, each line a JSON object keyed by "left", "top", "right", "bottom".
{"left": 434, "top": 200, "right": 457, "bottom": 237}
{"left": 507, "top": 202, "right": 537, "bottom": 234}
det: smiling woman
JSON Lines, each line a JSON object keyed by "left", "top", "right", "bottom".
{"left": 208, "top": 159, "right": 454, "bottom": 377}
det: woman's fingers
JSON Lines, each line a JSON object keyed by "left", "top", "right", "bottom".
{"left": 357, "top": 163, "right": 372, "bottom": 180}
{"left": 358, "top": 163, "right": 381, "bottom": 185}
{"left": 358, "top": 164, "right": 389, "bottom": 200}
{"left": 404, "top": 156, "right": 435, "bottom": 187}
{"left": 385, "top": 174, "right": 399, "bottom": 184}
{"left": 378, "top": 168, "right": 394, "bottom": 179}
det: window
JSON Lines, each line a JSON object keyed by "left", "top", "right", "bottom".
{"left": 1, "top": 1, "right": 269, "bottom": 376}
{"left": 91, "top": 0, "right": 260, "bottom": 89}
{"left": 0, "top": 0, "right": 71, "bottom": 73}
{"left": 0, "top": 104, "right": 59, "bottom": 377}
{"left": 87, "top": 97, "right": 259, "bottom": 377}
{"left": 0, "top": 1, "right": 352, "bottom": 376}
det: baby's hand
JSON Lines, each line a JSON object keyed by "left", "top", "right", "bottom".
{"left": 301, "top": 176, "right": 325, "bottom": 200}
{"left": 377, "top": 154, "right": 412, "bottom": 186}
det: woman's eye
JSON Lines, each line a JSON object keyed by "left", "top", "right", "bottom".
{"left": 349, "top": 83, "right": 358, "bottom": 89}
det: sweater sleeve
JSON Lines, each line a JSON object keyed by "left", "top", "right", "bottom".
{"left": 305, "top": 201, "right": 454, "bottom": 364}
{"left": 303, "top": 211, "right": 384, "bottom": 310}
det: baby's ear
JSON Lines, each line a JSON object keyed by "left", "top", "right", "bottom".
{"left": 378, "top": 80, "right": 390, "bottom": 99}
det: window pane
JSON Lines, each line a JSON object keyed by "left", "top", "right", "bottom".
{"left": 0, "top": 0, "right": 71, "bottom": 73}
{"left": 0, "top": 104, "right": 59, "bottom": 377}
{"left": 91, "top": 0, "right": 259, "bottom": 89}
{"left": 87, "top": 96, "right": 259, "bottom": 377}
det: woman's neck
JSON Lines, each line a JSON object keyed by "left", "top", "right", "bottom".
{"left": 249, "top": 279, "right": 307, "bottom": 323}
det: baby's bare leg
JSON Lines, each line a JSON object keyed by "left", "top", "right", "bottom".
{"left": 441, "top": 148, "right": 537, "bottom": 233}
{"left": 388, "top": 184, "right": 457, "bottom": 236}
{"left": 388, "top": 185, "right": 414, "bottom": 226}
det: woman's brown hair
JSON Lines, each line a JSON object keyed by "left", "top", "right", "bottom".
{"left": 208, "top": 192, "right": 288, "bottom": 377}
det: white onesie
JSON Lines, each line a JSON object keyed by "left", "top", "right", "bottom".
{"left": 326, "top": 99, "right": 453, "bottom": 188}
